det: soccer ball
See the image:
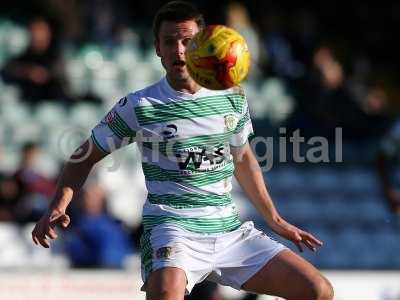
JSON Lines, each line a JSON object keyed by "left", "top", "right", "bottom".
{"left": 185, "top": 25, "right": 251, "bottom": 90}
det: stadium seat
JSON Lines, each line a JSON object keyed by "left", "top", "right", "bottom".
{"left": 270, "top": 166, "right": 307, "bottom": 192}
{"left": 34, "top": 102, "right": 67, "bottom": 125}
{"left": 1, "top": 101, "right": 32, "bottom": 125}
{"left": 69, "top": 102, "right": 104, "bottom": 128}
{"left": 0, "top": 19, "right": 28, "bottom": 66}
{"left": 305, "top": 168, "right": 342, "bottom": 193}
{"left": 341, "top": 167, "right": 380, "bottom": 194}
{"left": 0, "top": 223, "right": 29, "bottom": 267}
{"left": 258, "top": 78, "right": 295, "bottom": 124}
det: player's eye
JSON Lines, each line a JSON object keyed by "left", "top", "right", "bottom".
{"left": 182, "top": 38, "right": 192, "bottom": 46}
{"left": 164, "top": 38, "right": 175, "bottom": 46}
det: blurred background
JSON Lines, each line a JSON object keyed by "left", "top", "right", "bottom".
{"left": 0, "top": 0, "right": 399, "bottom": 299}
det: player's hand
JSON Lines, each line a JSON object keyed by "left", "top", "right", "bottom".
{"left": 269, "top": 217, "right": 323, "bottom": 252}
{"left": 31, "top": 209, "right": 70, "bottom": 248}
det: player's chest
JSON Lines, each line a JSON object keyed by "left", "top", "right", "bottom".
{"left": 137, "top": 112, "right": 239, "bottom": 143}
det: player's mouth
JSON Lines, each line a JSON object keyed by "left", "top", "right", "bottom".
{"left": 173, "top": 60, "right": 186, "bottom": 68}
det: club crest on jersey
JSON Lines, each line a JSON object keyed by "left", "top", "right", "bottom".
{"left": 155, "top": 247, "right": 173, "bottom": 259}
{"left": 224, "top": 114, "right": 238, "bottom": 131}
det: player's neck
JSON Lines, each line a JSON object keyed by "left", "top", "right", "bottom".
{"left": 166, "top": 75, "right": 201, "bottom": 95}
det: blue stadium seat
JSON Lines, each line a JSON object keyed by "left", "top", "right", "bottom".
{"left": 341, "top": 167, "right": 380, "bottom": 194}
{"left": 304, "top": 168, "right": 342, "bottom": 193}
{"left": 270, "top": 166, "right": 307, "bottom": 192}
{"left": 356, "top": 198, "right": 392, "bottom": 223}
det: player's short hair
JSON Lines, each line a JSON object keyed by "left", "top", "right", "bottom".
{"left": 153, "top": 1, "right": 205, "bottom": 40}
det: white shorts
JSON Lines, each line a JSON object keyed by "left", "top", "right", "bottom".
{"left": 140, "top": 221, "right": 287, "bottom": 294}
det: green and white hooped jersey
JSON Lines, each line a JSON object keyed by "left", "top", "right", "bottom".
{"left": 91, "top": 77, "right": 253, "bottom": 234}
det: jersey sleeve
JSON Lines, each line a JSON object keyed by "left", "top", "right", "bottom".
{"left": 91, "top": 94, "right": 140, "bottom": 154}
{"left": 229, "top": 89, "right": 254, "bottom": 147}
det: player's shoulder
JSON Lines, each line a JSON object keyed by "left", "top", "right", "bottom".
{"left": 218, "top": 85, "right": 246, "bottom": 99}
{"left": 201, "top": 86, "right": 246, "bottom": 113}
{"left": 224, "top": 86, "right": 247, "bottom": 108}
{"left": 127, "top": 78, "right": 165, "bottom": 104}
{"left": 202, "top": 85, "right": 244, "bottom": 96}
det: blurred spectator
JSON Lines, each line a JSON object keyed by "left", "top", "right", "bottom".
{"left": 84, "top": 0, "right": 117, "bottom": 45}
{"left": 1, "top": 17, "right": 71, "bottom": 105}
{"left": 289, "top": 44, "right": 388, "bottom": 140}
{"left": 0, "top": 173, "right": 18, "bottom": 221}
{"left": 312, "top": 46, "right": 344, "bottom": 90}
{"left": 225, "top": 2, "right": 264, "bottom": 80}
{"left": 0, "top": 146, "right": 15, "bottom": 221}
{"left": 12, "top": 142, "right": 56, "bottom": 223}
{"left": 290, "top": 9, "right": 319, "bottom": 65}
{"left": 65, "top": 183, "right": 132, "bottom": 268}
{"left": 261, "top": 9, "right": 305, "bottom": 80}
{"left": 376, "top": 119, "right": 400, "bottom": 214}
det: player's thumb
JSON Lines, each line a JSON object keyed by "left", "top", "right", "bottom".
{"left": 51, "top": 213, "right": 70, "bottom": 228}
{"left": 59, "top": 214, "right": 70, "bottom": 228}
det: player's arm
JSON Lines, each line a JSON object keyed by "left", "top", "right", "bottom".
{"left": 231, "top": 143, "right": 323, "bottom": 252}
{"left": 32, "top": 94, "right": 139, "bottom": 248}
{"left": 32, "top": 139, "right": 107, "bottom": 248}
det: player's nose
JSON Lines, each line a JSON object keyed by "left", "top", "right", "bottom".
{"left": 174, "top": 40, "right": 186, "bottom": 56}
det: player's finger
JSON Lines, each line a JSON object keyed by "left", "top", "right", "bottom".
{"left": 32, "top": 232, "right": 39, "bottom": 246}
{"left": 50, "top": 213, "right": 69, "bottom": 228}
{"left": 61, "top": 214, "right": 70, "bottom": 228}
{"left": 32, "top": 225, "right": 44, "bottom": 246}
{"left": 294, "top": 241, "right": 303, "bottom": 252}
{"left": 46, "top": 227, "right": 58, "bottom": 239}
{"left": 34, "top": 235, "right": 50, "bottom": 248}
{"left": 33, "top": 226, "right": 50, "bottom": 248}
{"left": 49, "top": 214, "right": 62, "bottom": 226}
{"left": 302, "top": 232, "right": 323, "bottom": 246}
{"left": 38, "top": 236, "right": 50, "bottom": 248}
{"left": 303, "top": 239, "right": 317, "bottom": 252}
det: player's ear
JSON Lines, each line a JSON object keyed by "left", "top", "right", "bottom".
{"left": 154, "top": 38, "right": 161, "bottom": 57}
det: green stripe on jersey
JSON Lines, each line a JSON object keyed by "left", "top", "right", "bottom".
{"left": 107, "top": 111, "right": 136, "bottom": 139}
{"left": 148, "top": 193, "right": 232, "bottom": 208}
{"left": 142, "top": 214, "right": 241, "bottom": 233}
{"left": 135, "top": 94, "right": 245, "bottom": 125}
{"left": 142, "top": 162, "right": 234, "bottom": 187}
{"left": 142, "top": 131, "right": 232, "bottom": 157}
{"left": 140, "top": 230, "right": 153, "bottom": 277}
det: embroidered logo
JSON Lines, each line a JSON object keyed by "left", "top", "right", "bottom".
{"left": 224, "top": 114, "right": 238, "bottom": 131}
{"left": 156, "top": 247, "right": 173, "bottom": 259}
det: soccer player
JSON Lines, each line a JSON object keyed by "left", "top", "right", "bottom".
{"left": 32, "top": 1, "right": 334, "bottom": 299}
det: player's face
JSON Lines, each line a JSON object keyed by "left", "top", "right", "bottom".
{"left": 155, "top": 20, "right": 200, "bottom": 85}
